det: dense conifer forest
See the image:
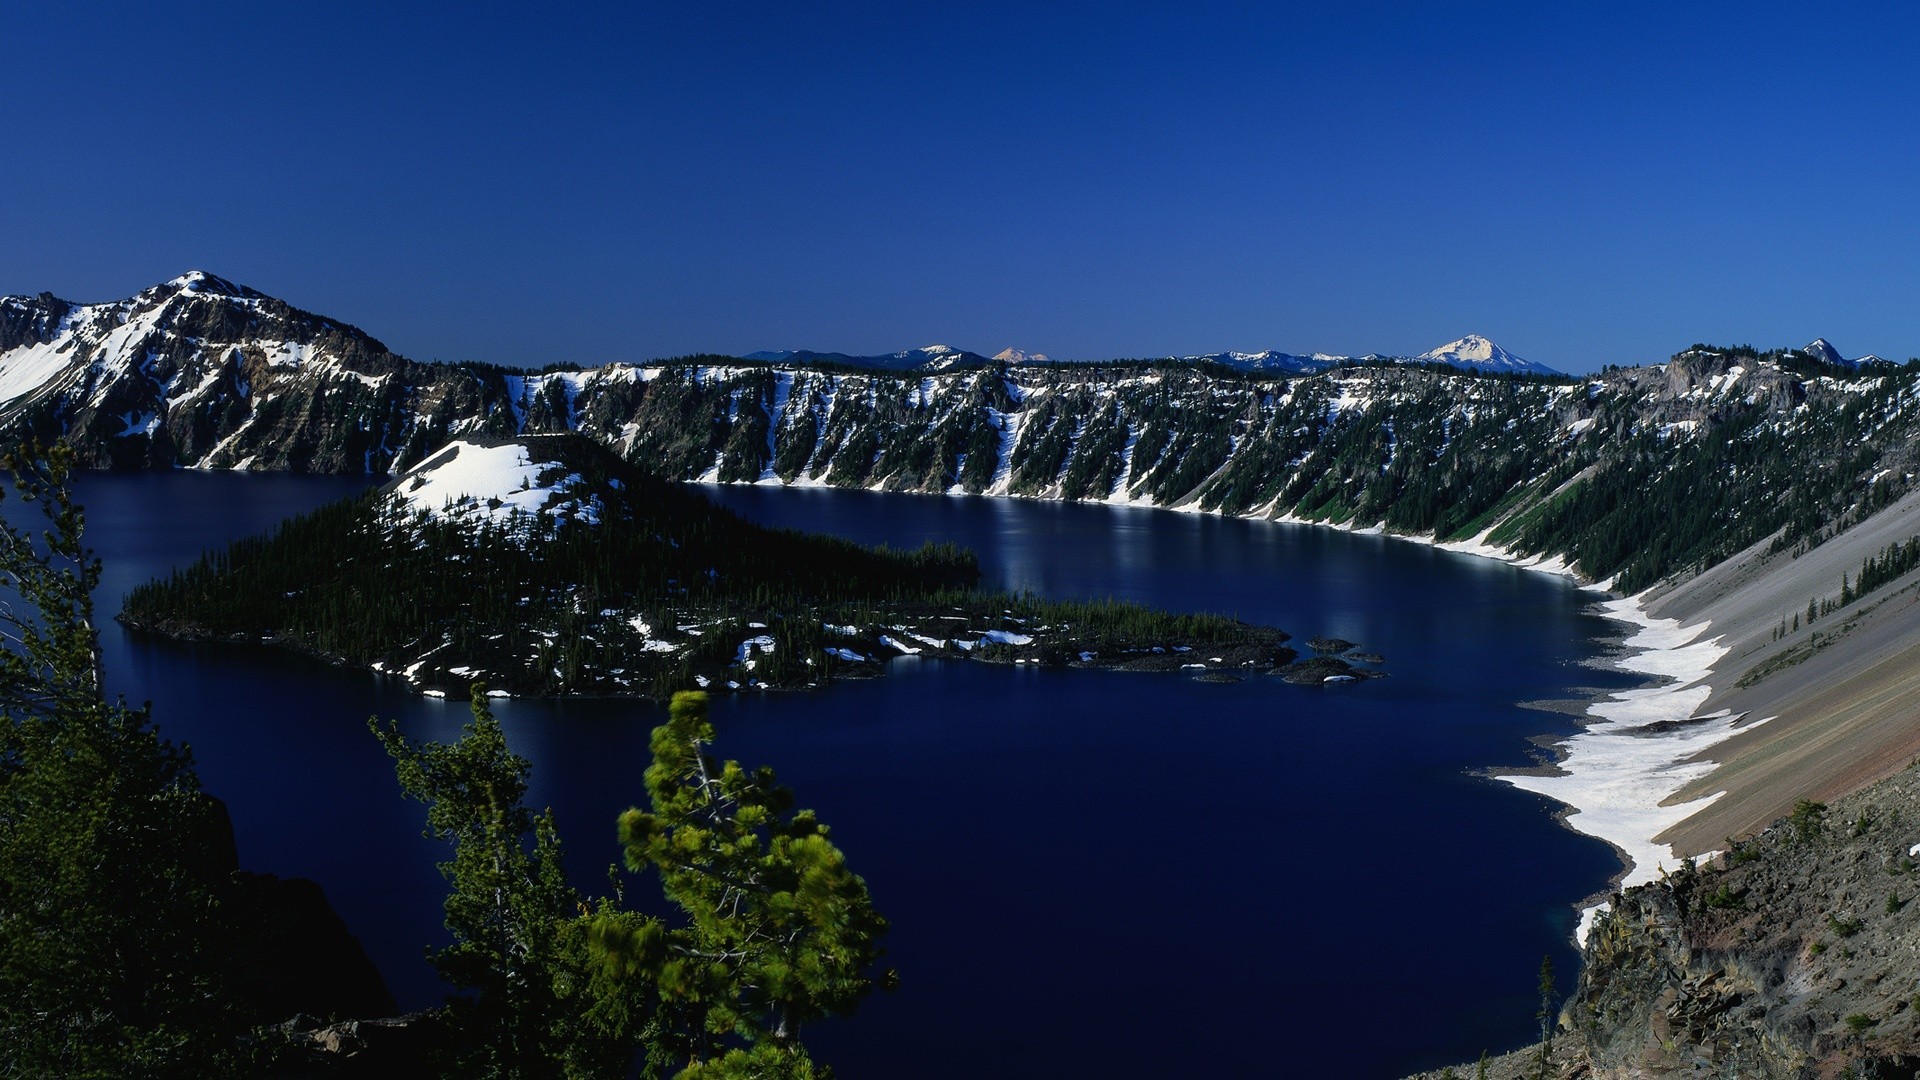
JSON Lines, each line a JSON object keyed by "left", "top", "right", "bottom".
{"left": 121, "top": 436, "right": 1304, "bottom": 696}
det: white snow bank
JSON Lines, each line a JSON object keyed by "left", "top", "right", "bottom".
{"left": 1499, "top": 594, "right": 1755, "bottom": 943}
{"left": 396, "top": 441, "right": 601, "bottom": 526}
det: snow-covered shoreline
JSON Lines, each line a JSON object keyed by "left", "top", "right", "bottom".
{"left": 703, "top": 477, "right": 1762, "bottom": 938}
{"left": 1499, "top": 597, "right": 1755, "bottom": 940}
{"left": 1276, "top": 515, "right": 1759, "bottom": 941}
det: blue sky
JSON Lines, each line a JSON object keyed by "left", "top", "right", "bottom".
{"left": 6, "top": 2, "right": 1918, "bottom": 373}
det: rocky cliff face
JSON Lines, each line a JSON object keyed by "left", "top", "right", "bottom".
{"left": 1415, "top": 766, "right": 1920, "bottom": 1080}
{"left": 12, "top": 277, "right": 1920, "bottom": 598}
{"left": 0, "top": 277, "right": 1904, "bottom": 507}
{"left": 0, "top": 282, "right": 1898, "bottom": 521}
{"left": 1567, "top": 765, "right": 1920, "bottom": 1078}
{"left": 0, "top": 272, "right": 515, "bottom": 472}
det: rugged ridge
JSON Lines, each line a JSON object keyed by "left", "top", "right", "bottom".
{"left": 0, "top": 272, "right": 512, "bottom": 471}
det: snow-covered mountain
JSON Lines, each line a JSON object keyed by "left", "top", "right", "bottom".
{"left": 0, "top": 270, "right": 461, "bottom": 470}
{"left": 1798, "top": 338, "right": 1893, "bottom": 369}
{"left": 1414, "top": 335, "right": 1558, "bottom": 375}
{"left": 1172, "top": 336, "right": 1557, "bottom": 376}
{"left": 1803, "top": 338, "right": 1849, "bottom": 367}
{"left": 7, "top": 274, "right": 1910, "bottom": 533}
{"left": 993, "top": 347, "right": 1052, "bottom": 364}
{"left": 751, "top": 336, "right": 1561, "bottom": 375}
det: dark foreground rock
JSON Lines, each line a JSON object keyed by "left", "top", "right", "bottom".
{"left": 228, "top": 873, "right": 396, "bottom": 1023}
{"left": 276, "top": 1011, "right": 456, "bottom": 1077}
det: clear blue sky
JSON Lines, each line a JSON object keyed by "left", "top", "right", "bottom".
{"left": 6, "top": 2, "right": 1918, "bottom": 373}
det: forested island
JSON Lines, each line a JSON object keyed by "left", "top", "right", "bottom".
{"left": 119, "top": 434, "right": 1364, "bottom": 697}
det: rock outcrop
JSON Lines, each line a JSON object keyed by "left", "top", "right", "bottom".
{"left": 1416, "top": 763, "right": 1920, "bottom": 1079}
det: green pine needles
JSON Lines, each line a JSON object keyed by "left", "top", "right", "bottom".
{"left": 608, "top": 691, "right": 892, "bottom": 1049}
{"left": 372, "top": 688, "right": 889, "bottom": 1078}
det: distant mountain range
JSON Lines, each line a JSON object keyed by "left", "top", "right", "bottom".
{"left": 740, "top": 344, "right": 990, "bottom": 372}
{"left": 751, "top": 333, "right": 1562, "bottom": 376}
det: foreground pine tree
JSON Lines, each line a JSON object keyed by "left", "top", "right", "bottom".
{"left": 0, "top": 445, "right": 244, "bottom": 1074}
{"left": 370, "top": 684, "right": 887, "bottom": 1068}
{"left": 375, "top": 687, "right": 890, "bottom": 1077}
{"left": 596, "top": 689, "right": 892, "bottom": 1075}
{"left": 372, "top": 686, "right": 593, "bottom": 1075}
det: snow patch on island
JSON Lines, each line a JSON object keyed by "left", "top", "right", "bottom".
{"left": 395, "top": 441, "right": 602, "bottom": 527}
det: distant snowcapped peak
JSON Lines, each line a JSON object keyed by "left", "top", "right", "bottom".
{"left": 1803, "top": 338, "right": 1846, "bottom": 366}
{"left": 1415, "top": 335, "right": 1558, "bottom": 374}
{"left": 1419, "top": 335, "right": 1500, "bottom": 363}
{"left": 146, "top": 270, "right": 252, "bottom": 301}
{"left": 994, "top": 347, "right": 1053, "bottom": 364}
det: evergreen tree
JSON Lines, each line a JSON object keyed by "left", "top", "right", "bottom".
{"left": 595, "top": 691, "right": 892, "bottom": 1071}
{"left": 0, "top": 444, "right": 244, "bottom": 1073}
{"left": 372, "top": 685, "right": 611, "bottom": 1076}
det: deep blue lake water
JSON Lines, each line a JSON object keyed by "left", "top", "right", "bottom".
{"left": 74, "top": 474, "right": 1634, "bottom": 1078}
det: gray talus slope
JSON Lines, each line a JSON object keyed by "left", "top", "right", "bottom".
{"left": 1645, "top": 489, "right": 1920, "bottom": 854}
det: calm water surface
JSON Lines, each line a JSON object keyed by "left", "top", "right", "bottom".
{"left": 76, "top": 474, "right": 1633, "bottom": 1078}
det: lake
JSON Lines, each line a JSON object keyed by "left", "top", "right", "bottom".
{"left": 75, "top": 473, "right": 1633, "bottom": 1077}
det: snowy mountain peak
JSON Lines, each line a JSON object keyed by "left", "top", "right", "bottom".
{"left": 1803, "top": 339, "right": 1847, "bottom": 366}
{"left": 1419, "top": 335, "right": 1500, "bottom": 364}
{"left": 149, "top": 270, "right": 254, "bottom": 300}
{"left": 1415, "top": 336, "right": 1558, "bottom": 375}
{"left": 994, "top": 347, "right": 1053, "bottom": 364}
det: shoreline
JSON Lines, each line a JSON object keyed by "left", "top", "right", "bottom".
{"left": 1266, "top": 512, "right": 1762, "bottom": 939}
{"left": 623, "top": 477, "right": 1783, "bottom": 923}
{"left": 730, "top": 479, "right": 1765, "bottom": 942}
